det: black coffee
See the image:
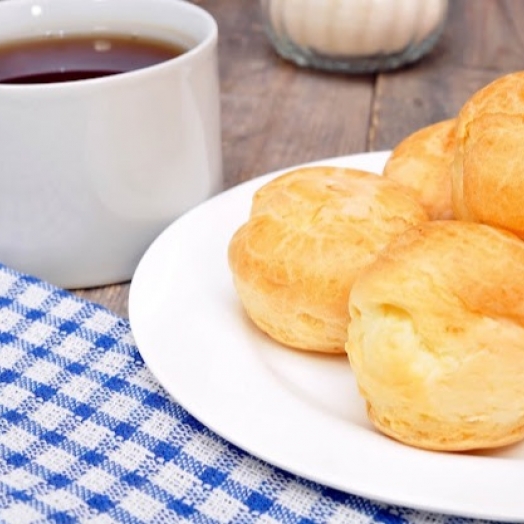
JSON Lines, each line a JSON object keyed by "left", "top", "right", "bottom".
{"left": 0, "top": 34, "right": 187, "bottom": 84}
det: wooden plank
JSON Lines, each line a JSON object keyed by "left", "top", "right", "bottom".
{"left": 195, "top": 0, "right": 375, "bottom": 188}
{"left": 371, "top": 0, "right": 524, "bottom": 150}
{"left": 75, "top": 284, "right": 130, "bottom": 318}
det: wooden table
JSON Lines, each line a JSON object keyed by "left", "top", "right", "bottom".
{"left": 75, "top": 0, "right": 524, "bottom": 318}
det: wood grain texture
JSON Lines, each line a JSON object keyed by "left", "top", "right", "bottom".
{"left": 73, "top": 0, "right": 524, "bottom": 318}
{"left": 372, "top": 0, "right": 524, "bottom": 149}
{"left": 199, "top": 0, "right": 374, "bottom": 187}
{"left": 75, "top": 284, "right": 130, "bottom": 319}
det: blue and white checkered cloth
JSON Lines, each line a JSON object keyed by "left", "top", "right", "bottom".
{"left": 0, "top": 263, "right": 492, "bottom": 524}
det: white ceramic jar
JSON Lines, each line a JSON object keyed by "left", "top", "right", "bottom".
{"left": 260, "top": 0, "right": 449, "bottom": 73}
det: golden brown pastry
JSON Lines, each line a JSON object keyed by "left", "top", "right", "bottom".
{"left": 383, "top": 118, "right": 456, "bottom": 220}
{"left": 228, "top": 166, "right": 428, "bottom": 354}
{"left": 452, "top": 71, "right": 524, "bottom": 234}
{"left": 346, "top": 220, "right": 524, "bottom": 451}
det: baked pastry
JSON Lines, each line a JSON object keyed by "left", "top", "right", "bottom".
{"left": 346, "top": 220, "right": 524, "bottom": 451}
{"left": 383, "top": 118, "right": 456, "bottom": 220}
{"left": 228, "top": 166, "right": 428, "bottom": 354}
{"left": 452, "top": 71, "right": 524, "bottom": 236}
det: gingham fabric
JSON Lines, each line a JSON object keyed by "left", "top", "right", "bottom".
{"left": 0, "top": 264, "right": 492, "bottom": 524}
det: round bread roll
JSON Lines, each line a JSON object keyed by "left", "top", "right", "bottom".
{"left": 383, "top": 118, "right": 456, "bottom": 220}
{"left": 346, "top": 220, "right": 524, "bottom": 451}
{"left": 228, "top": 166, "right": 428, "bottom": 354}
{"left": 452, "top": 71, "right": 524, "bottom": 231}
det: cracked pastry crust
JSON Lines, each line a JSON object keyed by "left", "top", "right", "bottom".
{"left": 452, "top": 71, "right": 524, "bottom": 237}
{"left": 227, "top": 165, "right": 428, "bottom": 354}
{"left": 346, "top": 220, "right": 524, "bottom": 451}
{"left": 383, "top": 118, "right": 456, "bottom": 220}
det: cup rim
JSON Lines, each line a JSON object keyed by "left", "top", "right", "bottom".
{"left": 0, "top": 0, "right": 218, "bottom": 90}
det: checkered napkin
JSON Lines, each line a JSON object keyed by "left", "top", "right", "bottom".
{"left": 0, "top": 264, "right": 492, "bottom": 524}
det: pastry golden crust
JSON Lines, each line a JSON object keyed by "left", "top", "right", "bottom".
{"left": 383, "top": 118, "right": 456, "bottom": 220}
{"left": 452, "top": 71, "right": 524, "bottom": 231}
{"left": 346, "top": 220, "right": 524, "bottom": 451}
{"left": 228, "top": 166, "right": 428, "bottom": 354}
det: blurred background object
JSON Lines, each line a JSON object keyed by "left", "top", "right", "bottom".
{"left": 260, "top": 0, "right": 449, "bottom": 73}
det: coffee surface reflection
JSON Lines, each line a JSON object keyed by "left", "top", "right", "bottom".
{"left": 0, "top": 34, "right": 186, "bottom": 84}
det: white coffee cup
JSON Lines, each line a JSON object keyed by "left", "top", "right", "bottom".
{"left": 0, "top": 0, "right": 221, "bottom": 289}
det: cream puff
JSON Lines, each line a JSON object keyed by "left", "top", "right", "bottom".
{"left": 347, "top": 220, "right": 524, "bottom": 450}
{"left": 228, "top": 166, "right": 428, "bottom": 353}
{"left": 452, "top": 71, "right": 524, "bottom": 237}
{"left": 383, "top": 118, "right": 456, "bottom": 220}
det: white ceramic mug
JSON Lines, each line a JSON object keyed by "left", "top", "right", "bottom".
{"left": 0, "top": 0, "right": 221, "bottom": 288}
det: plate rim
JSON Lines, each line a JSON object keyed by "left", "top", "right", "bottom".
{"left": 129, "top": 151, "right": 524, "bottom": 522}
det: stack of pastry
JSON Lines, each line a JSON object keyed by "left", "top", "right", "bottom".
{"left": 228, "top": 71, "right": 524, "bottom": 452}
{"left": 228, "top": 166, "right": 428, "bottom": 353}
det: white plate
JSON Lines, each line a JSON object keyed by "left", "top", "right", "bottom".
{"left": 129, "top": 151, "right": 524, "bottom": 522}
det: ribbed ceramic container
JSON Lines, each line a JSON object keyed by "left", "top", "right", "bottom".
{"left": 260, "top": 0, "right": 448, "bottom": 73}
